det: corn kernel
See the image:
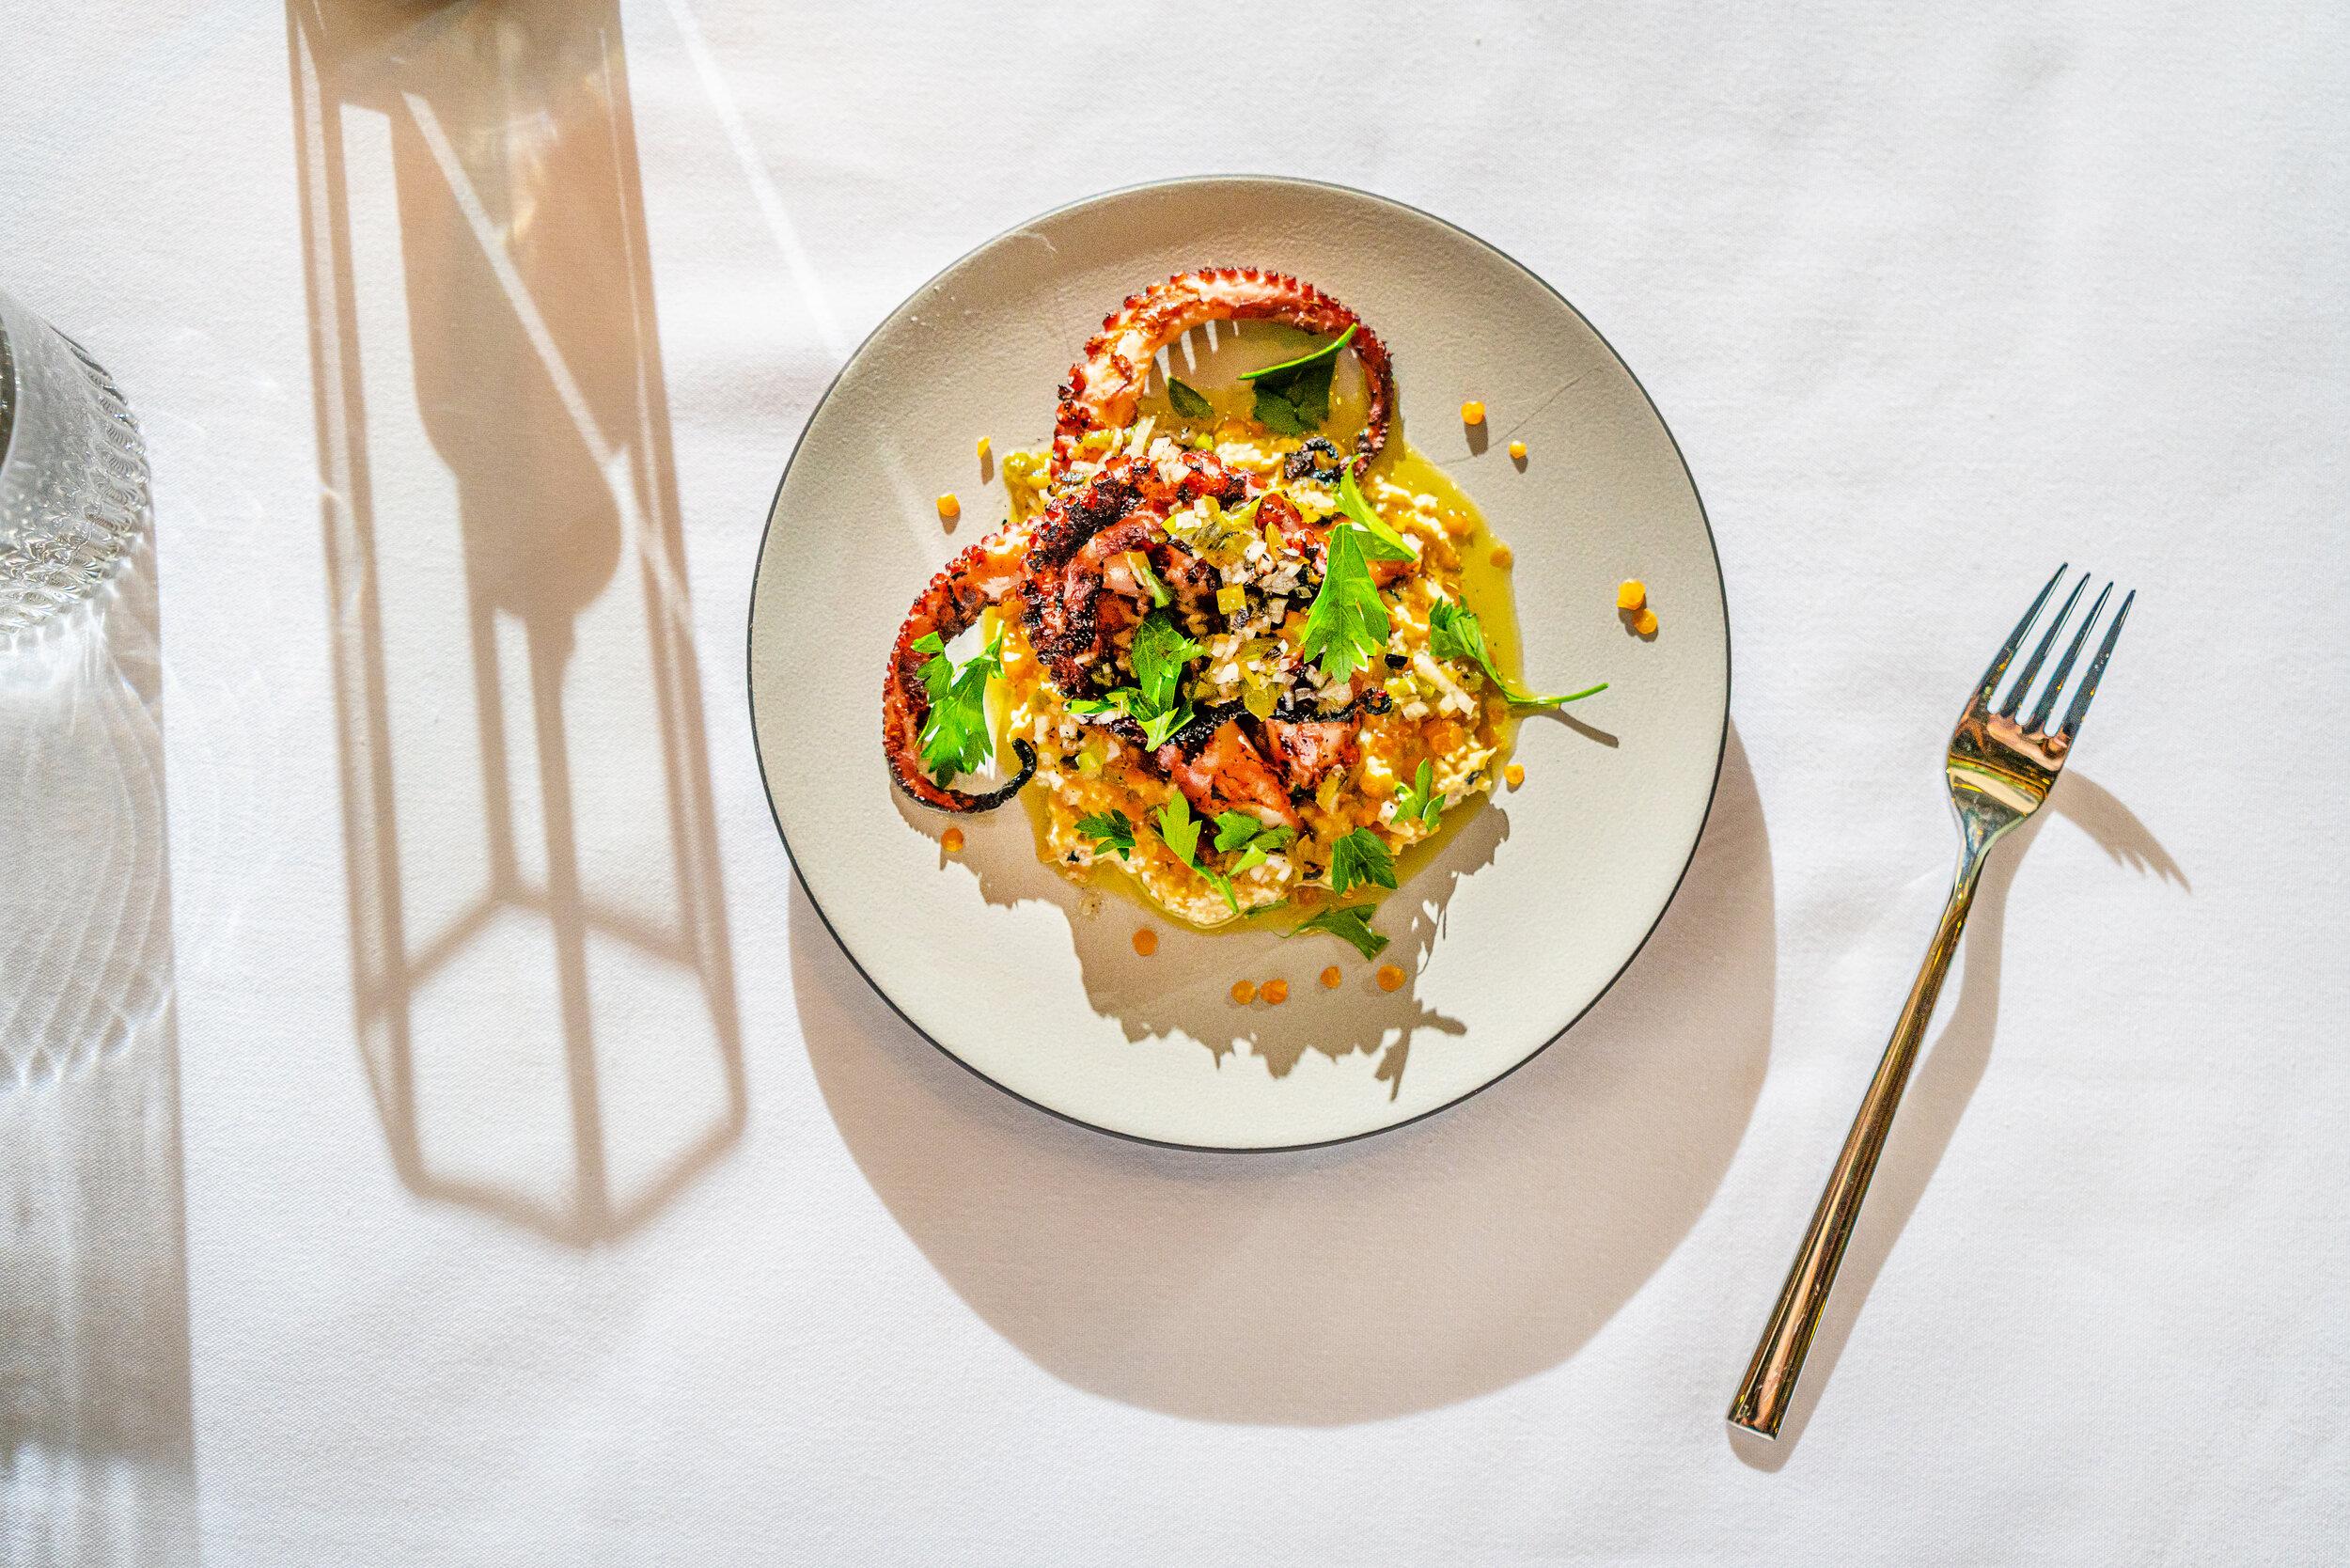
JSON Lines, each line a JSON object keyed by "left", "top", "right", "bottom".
{"left": 941, "top": 827, "right": 964, "bottom": 854}
{"left": 976, "top": 436, "right": 991, "bottom": 463}
{"left": 1505, "top": 762, "right": 1526, "bottom": 789}
{"left": 936, "top": 493, "right": 961, "bottom": 522}
{"left": 1508, "top": 440, "right": 1527, "bottom": 462}
{"left": 1262, "top": 979, "right": 1290, "bottom": 1005}
{"left": 1617, "top": 578, "right": 1646, "bottom": 612}
{"left": 1490, "top": 543, "right": 1513, "bottom": 569}
{"left": 1320, "top": 965, "right": 1343, "bottom": 989}
{"left": 1460, "top": 400, "right": 1485, "bottom": 426}
{"left": 1634, "top": 606, "right": 1659, "bottom": 636}
{"left": 1376, "top": 964, "right": 1407, "bottom": 993}
{"left": 1132, "top": 928, "right": 1157, "bottom": 957}
{"left": 1230, "top": 979, "right": 1257, "bottom": 1005}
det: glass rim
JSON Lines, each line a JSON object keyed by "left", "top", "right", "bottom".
{"left": 0, "top": 302, "right": 16, "bottom": 478}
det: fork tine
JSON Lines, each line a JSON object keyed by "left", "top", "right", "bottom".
{"left": 2057, "top": 588, "right": 2133, "bottom": 744}
{"left": 1977, "top": 564, "right": 2069, "bottom": 703}
{"left": 1998, "top": 572, "right": 2086, "bottom": 718}
{"left": 2024, "top": 581, "right": 2112, "bottom": 733}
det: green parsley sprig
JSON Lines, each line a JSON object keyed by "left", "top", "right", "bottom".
{"left": 1155, "top": 796, "right": 1295, "bottom": 915}
{"left": 1429, "top": 601, "right": 1607, "bottom": 709}
{"left": 1069, "top": 609, "right": 1203, "bottom": 749}
{"left": 1286, "top": 902, "right": 1391, "bottom": 962}
{"left": 912, "top": 630, "right": 1005, "bottom": 785}
{"left": 1328, "top": 827, "right": 1398, "bottom": 898}
{"left": 1075, "top": 809, "right": 1136, "bottom": 860}
{"left": 1335, "top": 464, "right": 1416, "bottom": 559}
{"left": 1298, "top": 466, "right": 1414, "bottom": 684}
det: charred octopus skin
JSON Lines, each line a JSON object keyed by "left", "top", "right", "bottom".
{"left": 1020, "top": 449, "right": 1247, "bottom": 698}
{"left": 883, "top": 266, "right": 1398, "bottom": 818}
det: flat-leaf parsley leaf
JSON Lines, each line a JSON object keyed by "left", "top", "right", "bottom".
{"left": 912, "top": 630, "right": 1005, "bottom": 785}
{"left": 1128, "top": 611, "right": 1203, "bottom": 714}
{"left": 1429, "top": 600, "right": 1608, "bottom": 709}
{"left": 1300, "top": 525, "right": 1392, "bottom": 683}
{"left": 1155, "top": 792, "right": 1203, "bottom": 870}
{"left": 1336, "top": 464, "right": 1416, "bottom": 559}
{"left": 1137, "top": 703, "right": 1194, "bottom": 749}
{"left": 1286, "top": 902, "right": 1391, "bottom": 961}
{"left": 1075, "top": 809, "right": 1136, "bottom": 860}
{"left": 1328, "top": 827, "right": 1398, "bottom": 897}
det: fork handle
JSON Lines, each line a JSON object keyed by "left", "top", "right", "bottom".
{"left": 1728, "top": 843, "right": 1991, "bottom": 1438}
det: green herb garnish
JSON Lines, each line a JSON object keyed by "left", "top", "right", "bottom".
{"left": 1328, "top": 827, "right": 1398, "bottom": 898}
{"left": 1242, "top": 322, "right": 1355, "bottom": 436}
{"left": 1299, "top": 469, "right": 1411, "bottom": 682}
{"left": 1239, "top": 323, "right": 1356, "bottom": 384}
{"left": 1157, "top": 798, "right": 1295, "bottom": 914}
{"left": 1155, "top": 792, "right": 1202, "bottom": 868}
{"left": 1212, "top": 811, "right": 1275, "bottom": 852}
{"left": 1204, "top": 813, "right": 1297, "bottom": 911}
{"left": 912, "top": 630, "right": 1005, "bottom": 785}
{"left": 1127, "top": 552, "right": 1171, "bottom": 607}
{"left": 1429, "top": 600, "right": 1607, "bottom": 708}
{"left": 1166, "top": 376, "right": 1213, "bottom": 419}
{"left": 1287, "top": 902, "right": 1391, "bottom": 961}
{"left": 1299, "top": 525, "right": 1394, "bottom": 683}
{"left": 1075, "top": 809, "right": 1136, "bottom": 860}
{"left": 1156, "top": 792, "right": 1237, "bottom": 913}
{"left": 1070, "top": 686, "right": 1194, "bottom": 749}
{"left": 1137, "top": 703, "right": 1194, "bottom": 749}
{"left": 1128, "top": 610, "right": 1203, "bottom": 714}
{"left": 1394, "top": 759, "right": 1444, "bottom": 831}
{"left": 1336, "top": 464, "right": 1416, "bottom": 558}
{"left": 1069, "top": 609, "right": 1203, "bottom": 749}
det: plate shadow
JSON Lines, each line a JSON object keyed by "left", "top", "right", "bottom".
{"left": 796, "top": 728, "right": 1772, "bottom": 1425}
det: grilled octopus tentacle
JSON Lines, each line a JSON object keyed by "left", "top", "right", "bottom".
{"left": 1023, "top": 451, "right": 1249, "bottom": 698}
{"left": 1051, "top": 267, "right": 1397, "bottom": 481}
{"left": 882, "top": 527, "right": 1038, "bottom": 812}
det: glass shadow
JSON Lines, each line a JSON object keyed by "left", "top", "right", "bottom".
{"left": 0, "top": 541, "right": 196, "bottom": 1564}
{"left": 286, "top": 0, "right": 744, "bottom": 1245}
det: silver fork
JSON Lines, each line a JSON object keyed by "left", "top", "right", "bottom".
{"left": 1728, "top": 565, "right": 2135, "bottom": 1440}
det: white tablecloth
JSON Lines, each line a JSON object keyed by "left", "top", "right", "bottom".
{"left": 5, "top": 3, "right": 2345, "bottom": 1562}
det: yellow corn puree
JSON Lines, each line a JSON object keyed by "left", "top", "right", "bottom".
{"left": 989, "top": 384, "right": 1536, "bottom": 931}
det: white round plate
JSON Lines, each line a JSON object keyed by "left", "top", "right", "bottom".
{"left": 751, "top": 177, "right": 1727, "bottom": 1151}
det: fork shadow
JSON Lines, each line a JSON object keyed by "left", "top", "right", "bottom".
{"left": 803, "top": 729, "right": 1773, "bottom": 1425}
{"left": 1729, "top": 770, "right": 2186, "bottom": 1468}
{"left": 286, "top": 0, "right": 743, "bottom": 1245}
